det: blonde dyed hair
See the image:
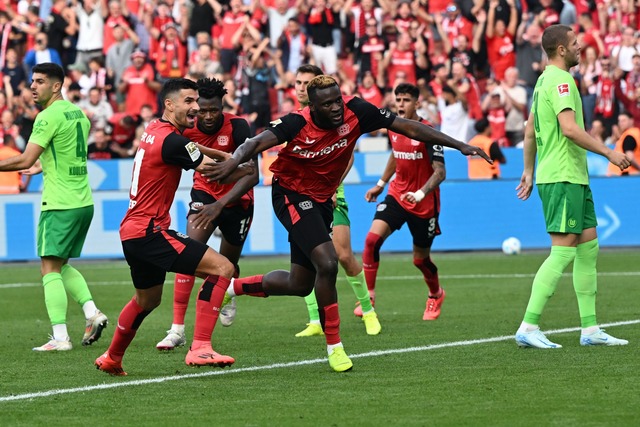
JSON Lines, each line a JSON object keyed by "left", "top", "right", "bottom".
{"left": 307, "top": 75, "right": 338, "bottom": 102}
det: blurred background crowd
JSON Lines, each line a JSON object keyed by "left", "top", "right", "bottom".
{"left": 0, "top": 0, "right": 639, "bottom": 182}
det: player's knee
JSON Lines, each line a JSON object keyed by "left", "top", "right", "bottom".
{"left": 364, "top": 232, "right": 383, "bottom": 258}
{"left": 315, "top": 257, "right": 339, "bottom": 279}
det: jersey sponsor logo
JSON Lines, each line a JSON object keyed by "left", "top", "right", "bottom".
{"left": 217, "top": 135, "right": 229, "bottom": 146}
{"left": 189, "top": 201, "right": 204, "bottom": 210}
{"left": 32, "top": 119, "right": 48, "bottom": 135}
{"left": 176, "top": 231, "right": 188, "bottom": 239}
{"left": 557, "top": 83, "right": 570, "bottom": 97}
{"left": 304, "top": 136, "right": 316, "bottom": 144}
{"left": 376, "top": 203, "right": 387, "bottom": 212}
{"left": 433, "top": 145, "right": 444, "bottom": 158}
{"left": 393, "top": 150, "right": 424, "bottom": 160}
{"left": 291, "top": 138, "right": 348, "bottom": 158}
{"left": 299, "top": 200, "right": 313, "bottom": 210}
{"left": 337, "top": 124, "right": 351, "bottom": 136}
{"left": 185, "top": 141, "right": 201, "bottom": 161}
{"left": 379, "top": 108, "right": 391, "bottom": 118}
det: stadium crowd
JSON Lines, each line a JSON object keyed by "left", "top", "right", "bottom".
{"left": 0, "top": 0, "right": 640, "bottom": 186}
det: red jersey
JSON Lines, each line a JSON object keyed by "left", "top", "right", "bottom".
{"left": 219, "top": 11, "right": 246, "bottom": 49}
{"left": 152, "top": 37, "right": 188, "bottom": 78}
{"left": 486, "top": 33, "right": 515, "bottom": 81}
{"left": 103, "top": 15, "right": 132, "bottom": 54}
{"left": 121, "top": 63, "right": 159, "bottom": 116}
{"left": 387, "top": 119, "right": 443, "bottom": 218}
{"left": 388, "top": 49, "right": 417, "bottom": 88}
{"left": 458, "top": 74, "right": 483, "bottom": 120}
{"left": 108, "top": 112, "right": 137, "bottom": 146}
{"left": 184, "top": 114, "right": 253, "bottom": 209}
{"left": 268, "top": 96, "right": 396, "bottom": 202}
{"left": 120, "top": 119, "right": 204, "bottom": 241}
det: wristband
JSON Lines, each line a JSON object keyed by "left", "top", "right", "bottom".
{"left": 376, "top": 179, "right": 387, "bottom": 188}
{"left": 413, "top": 190, "right": 425, "bottom": 202}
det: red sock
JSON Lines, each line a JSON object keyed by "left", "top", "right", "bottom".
{"left": 413, "top": 257, "right": 441, "bottom": 296}
{"left": 363, "top": 232, "right": 384, "bottom": 292}
{"left": 108, "top": 297, "right": 150, "bottom": 362}
{"left": 173, "top": 274, "right": 195, "bottom": 325}
{"left": 192, "top": 275, "right": 231, "bottom": 349}
{"left": 320, "top": 303, "right": 341, "bottom": 345}
{"left": 233, "top": 274, "right": 267, "bottom": 297}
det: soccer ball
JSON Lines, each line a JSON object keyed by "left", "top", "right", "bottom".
{"left": 502, "top": 237, "right": 521, "bottom": 255}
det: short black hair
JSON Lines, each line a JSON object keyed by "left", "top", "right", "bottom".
{"left": 32, "top": 63, "right": 65, "bottom": 83}
{"left": 159, "top": 78, "right": 199, "bottom": 103}
{"left": 296, "top": 64, "right": 323, "bottom": 77}
{"left": 442, "top": 85, "right": 456, "bottom": 96}
{"left": 474, "top": 117, "right": 490, "bottom": 133}
{"left": 197, "top": 77, "right": 227, "bottom": 100}
{"left": 394, "top": 83, "right": 420, "bottom": 99}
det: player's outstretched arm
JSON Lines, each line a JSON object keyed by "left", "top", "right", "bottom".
{"left": 0, "top": 143, "right": 44, "bottom": 172}
{"left": 388, "top": 116, "right": 493, "bottom": 163}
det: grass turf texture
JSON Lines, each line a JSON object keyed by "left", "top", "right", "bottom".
{"left": 0, "top": 250, "right": 638, "bottom": 426}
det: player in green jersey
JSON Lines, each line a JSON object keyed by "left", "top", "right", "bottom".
{"left": 0, "top": 63, "right": 108, "bottom": 351}
{"left": 292, "top": 64, "right": 381, "bottom": 337}
{"left": 514, "top": 25, "right": 631, "bottom": 349}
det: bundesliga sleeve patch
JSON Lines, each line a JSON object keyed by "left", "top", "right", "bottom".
{"left": 185, "top": 141, "right": 201, "bottom": 162}
{"left": 557, "top": 83, "right": 570, "bottom": 97}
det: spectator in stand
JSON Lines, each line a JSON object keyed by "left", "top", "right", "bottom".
{"left": 187, "top": 0, "right": 221, "bottom": 54}
{"left": 449, "top": 60, "right": 483, "bottom": 136}
{"left": 607, "top": 110, "right": 640, "bottom": 176}
{"left": 602, "top": 17, "right": 621, "bottom": 57}
{"left": 613, "top": 65, "right": 640, "bottom": 127}
{"left": 80, "top": 87, "right": 115, "bottom": 138}
{"left": 428, "top": 63, "right": 449, "bottom": 101}
{"left": 106, "top": 112, "right": 137, "bottom": 157}
{"left": 579, "top": 45, "right": 602, "bottom": 130}
{"left": 217, "top": 0, "right": 247, "bottom": 79}
{"left": 306, "top": 0, "right": 339, "bottom": 75}
{"left": 357, "top": 70, "right": 384, "bottom": 107}
{"left": 354, "top": 17, "right": 385, "bottom": 82}
{"left": 243, "top": 37, "right": 277, "bottom": 135}
{"left": 262, "top": 0, "right": 301, "bottom": 49}
{"left": 45, "top": 0, "right": 79, "bottom": 67}
{"left": 189, "top": 43, "right": 223, "bottom": 77}
{"left": 0, "top": 110, "right": 24, "bottom": 152}
{"left": 467, "top": 117, "right": 506, "bottom": 179}
{"left": 485, "top": 0, "right": 517, "bottom": 82}
{"left": 223, "top": 79, "right": 240, "bottom": 114}
{"left": 624, "top": 53, "right": 640, "bottom": 98}
{"left": 593, "top": 57, "right": 617, "bottom": 134}
{"left": 481, "top": 79, "right": 508, "bottom": 146}
{"left": 589, "top": 119, "right": 611, "bottom": 146}
{"left": 2, "top": 48, "right": 26, "bottom": 95}
{"left": 74, "top": 0, "right": 105, "bottom": 69}
{"left": 611, "top": 26, "right": 640, "bottom": 73}
{"left": 105, "top": 23, "right": 138, "bottom": 95}
{"left": 24, "top": 33, "right": 63, "bottom": 77}
{"left": 437, "top": 11, "right": 481, "bottom": 75}
{"left": 501, "top": 67, "right": 527, "bottom": 146}
{"left": 11, "top": 5, "right": 45, "bottom": 56}
{"left": 437, "top": 84, "right": 469, "bottom": 142}
{"left": 441, "top": 2, "right": 473, "bottom": 51}
{"left": 276, "top": 18, "right": 309, "bottom": 75}
{"left": 88, "top": 127, "right": 120, "bottom": 159}
{"left": 152, "top": 23, "right": 188, "bottom": 80}
{"left": 119, "top": 50, "right": 161, "bottom": 115}
{"left": 0, "top": 135, "right": 23, "bottom": 194}
{"left": 346, "top": 0, "right": 385, "bottom": 49}
{"left": 577, "top": 12, "right": 604, "bottom": 58}
{"left": 534, "top": 0, "right": 562, "bottom": 29}
{"left": 102, "top": 0, "right": 134, "bottom": 56}
{"left": 516, "top": 16, "right": 544, "bottom": 109}
{"left": 381, "top": 32, "right": 425, "bottom": 89}
{"left": 15, "top": 87, "right": 39, "bottom": 147}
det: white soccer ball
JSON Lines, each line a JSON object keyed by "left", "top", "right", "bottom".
{"left": 502, "top": 237, "right": 521, "bottom": 255}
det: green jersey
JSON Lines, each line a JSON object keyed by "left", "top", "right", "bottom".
{"left": 531, "top": 65, "right": 588, "bottom": 185}
{"left": 30, "top": 100, "right": 93, "bottom": 211}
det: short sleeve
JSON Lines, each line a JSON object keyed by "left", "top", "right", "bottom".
{"left": 231, "top": 118, "right": 251, "bottom": 147}
{"left": 550, "top": 77, "right": 578, "bottom": 116}
{"left": 347, "top": 96, "right": 396, "bottom": 134}
{"left": 29, "top": 111, "right": 56, "bottom": 149}
{"left": 162, "top": 132, "right": 204, "bottom": 170}
{"left": 266, "top": 113, "right": 307, "bottom": 144}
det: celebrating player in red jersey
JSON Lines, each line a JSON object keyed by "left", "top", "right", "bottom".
{"left": 156, "top": 78, "right": 257, "bottom": 350}
{"left": 206, "top": 76, "right": 491, "bottom": 372}
{"left": 363, "top": 83, "right": 447, "bottom": 321}
{"left": 95, "top": 78, "right": 254, "bottom": 376}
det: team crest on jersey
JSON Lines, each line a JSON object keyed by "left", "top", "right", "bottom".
{"left": 185, "top": 141, "right": 201, "bottom": 161}
{"left": 337, "top": 124, "right": 350, "bottom": 136}
{"left": 377, "top": 203, "right": 387, "bottom": 212}
{"left": 557, "top": 83, "right": 570, "bottom": 97}
{"left": 379, "top": 108, "right": 391, "bottom": 118}
{"left": 299, "top": 200, "right": 313, "bottom": 210}
{"left": 217, "top": 135, "right": 229, "bottom": 146}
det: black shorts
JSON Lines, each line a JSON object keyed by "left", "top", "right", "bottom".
{"left": 272, "top": 180, "right": 333, "bottom": 271}
{"left": 121, "top": 228, "right": 209, "bottom": 289}
{"left": 374, "top": 195, "right": 441, "bottom": 249}
{"left": 220, "top": 48, "right": 238, "bottom": 73}
{"left": 188, "top": 189, "right": 253, "bottom": 246}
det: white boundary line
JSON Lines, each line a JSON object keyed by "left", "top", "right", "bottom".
{"left": 2, "top": 271, "right": 640, "bottom": 290}
{"left": 1, "top": 319, "right": 637, "bottom": 404}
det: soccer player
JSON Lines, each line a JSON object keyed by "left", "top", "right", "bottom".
{"left": 514, "top": 25, "right": 631, "bottom": 349}
{"left": 362, "top": 83, "right": 447, "bottom": 321}
{"left": 156, "top": 77, "right": 257, "bottom": 350}
{"left": 95, "top": 78, "right": 254, "bottom": 375}
{"left": 292, "top": 64, "right": 381, "bottom": 338}
{"left": 0, "top": 63, "right": 108, "bottom": 351}
{"left": 206, "top": 75, "right": 491, "bottom": 372}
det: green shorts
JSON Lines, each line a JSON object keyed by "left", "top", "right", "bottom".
{"left": 333, "top": 197, "right": 350, "bottom": 227}
{"left": 537, "top": 183, "right": 597, "bottom": 234}
{"left": 37, "top": 205, "right": 94, "bottom": 259}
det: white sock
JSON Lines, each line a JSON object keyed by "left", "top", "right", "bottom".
{"left": 52, "top": 324, "right": 69, "bottom": 341}
{"left": 226, "top": 279, "right": 236, "bottom": 297}
{"left": 582, "top": 326, "right": 599, "bottom": 335}
{"left": 327, "top": 342, "right": 343, "bottom": 356}
{"left": 518, "top": 321, "right": 539, "bottom": 333}
{"left": 82, "top": 300, "right": 98, "bottom": 319}
{"left": 171, "top": 324, "right": 185, "bottom": 335}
